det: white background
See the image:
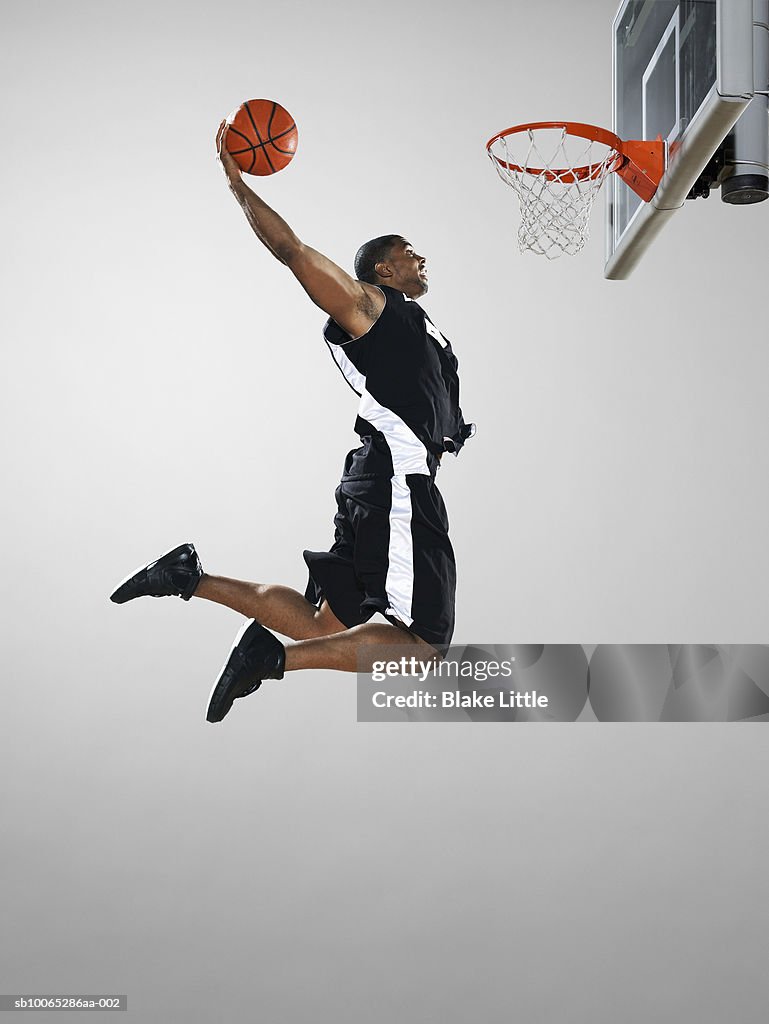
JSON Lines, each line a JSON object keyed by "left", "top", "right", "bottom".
{"left": 2, "top": 1, "right": 767, "bottom": 1020}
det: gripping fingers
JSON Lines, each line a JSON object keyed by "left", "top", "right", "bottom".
{"left": 216, "top": 118, "right": 228, "bottom": 157}
{"left": 215, "top": 119, "right": 242, "bottom": 181}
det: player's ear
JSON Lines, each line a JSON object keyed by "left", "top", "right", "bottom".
{"left": 374, "top": 260, "right": 393, "bottom": 280}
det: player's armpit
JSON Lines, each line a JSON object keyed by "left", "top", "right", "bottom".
{"left": 285, "top": 244, "right": 385, "bottom": 338}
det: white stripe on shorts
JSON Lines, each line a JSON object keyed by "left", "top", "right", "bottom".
{"left": 384, "top": 475, "right": 415, "bottom": 627}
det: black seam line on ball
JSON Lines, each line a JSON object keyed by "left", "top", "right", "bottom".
{"left": 266, "top": 102, "right": 297, "bottom": 154}
{"left": 245, "top": 101, "right": 275, "bottom": 173}
{"left": 227, "top": 125, "right": 257, "bottom": 171}
{"left": 227, "top": 126, "right": 254, "bottom": 155}
{"left": 270, "top": 126, "right": 297, "bottom": 155}
{"left": 227, "top": 126, "right": 252, "bottom": 145}
{"left": 228, "top": 125, "right": 297, "bottom": 156}
{"left": 230, "top": 122, "right": 295, "bottom": 147}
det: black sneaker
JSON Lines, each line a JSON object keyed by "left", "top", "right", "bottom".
{"left": 110, "top": 543, "right": 203, "bottom": 604}
{"left": 206, "top": 620, "right": 285, "bottom": 723}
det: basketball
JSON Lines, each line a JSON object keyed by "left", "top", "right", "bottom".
{"left": 224, "top": 99, "right": 298, "bottom": 176}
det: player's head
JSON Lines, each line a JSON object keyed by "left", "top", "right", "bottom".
{"left": 354, "top": 235, "right": 428, "bottom": 298}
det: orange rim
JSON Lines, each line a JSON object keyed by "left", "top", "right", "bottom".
{"left": 486, "top": 121, "right": 625, "bottom": 183}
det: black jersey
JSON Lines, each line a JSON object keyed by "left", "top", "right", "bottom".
{"left": 323, "top": 285, "right": 474, "bottom": 476}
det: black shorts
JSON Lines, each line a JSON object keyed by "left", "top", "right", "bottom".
{"left": 304, "top": 441, "right": 456, "bottom": 650}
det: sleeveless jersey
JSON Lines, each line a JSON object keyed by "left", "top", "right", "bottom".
{"left": 323, "top": 285, "right": 474, "bottom": 476}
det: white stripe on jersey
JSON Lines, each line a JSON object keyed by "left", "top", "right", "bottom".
{"left": 329, "top": 344, "right": 430, "bottom": 476}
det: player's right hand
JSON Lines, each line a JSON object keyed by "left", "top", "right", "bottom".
{"left": 216, "top": 119, "right": 243, "bottom": 184}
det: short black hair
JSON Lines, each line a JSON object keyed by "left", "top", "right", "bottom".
{"left": 354, "top": 234, "right": 402, "bottom": 284}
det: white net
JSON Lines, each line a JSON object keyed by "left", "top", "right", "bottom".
{"left": 488, "top": 126, "right": 620, "bottom": 259}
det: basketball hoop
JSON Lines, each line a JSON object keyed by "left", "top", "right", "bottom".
{"left": 486, "top": 121, "right": 665, "bottom": 259}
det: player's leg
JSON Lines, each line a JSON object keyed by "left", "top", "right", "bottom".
{"left": 206, "top": 617, "right": 439, "bottom": 723}
{"left": 194, "top": 575, "right": 346, "bottom": 640}
{"left": 283, "top": 620, "right": 439, "bottom": 672}
{"left": 205, "top": 471, "right": 453, "bottom": 722}
{"left": 108, "top": 542, "right": 346, "bottom": 640}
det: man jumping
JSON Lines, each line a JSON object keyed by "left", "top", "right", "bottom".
{"left": 109, "top": 120, "right": 474, "bottom": 723}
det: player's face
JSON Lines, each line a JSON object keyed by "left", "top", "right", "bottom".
{"left": 386, "top": 239, "right": 428, "bottom": 298}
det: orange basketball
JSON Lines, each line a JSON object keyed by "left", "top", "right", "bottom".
{"left": 224, "top": 99, "right": 298, "bottom": 176}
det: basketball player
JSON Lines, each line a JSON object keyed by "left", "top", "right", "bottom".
{"left": 109, "top": 120, "right": 474, "bottom": 723}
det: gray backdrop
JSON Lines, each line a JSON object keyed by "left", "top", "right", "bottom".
{"left": 2, "top": 0, "right": 767, "bottom": 1020}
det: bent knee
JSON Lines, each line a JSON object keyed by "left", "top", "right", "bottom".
{"left": 388, "top": 616, "right": 443, "bottom": 662}
{"left": 308, "top": 602, "right": 347, "bottom": 638}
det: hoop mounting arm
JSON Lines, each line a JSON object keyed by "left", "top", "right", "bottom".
{"left": 616, "top": 139, "right": 666, "bottom": 202}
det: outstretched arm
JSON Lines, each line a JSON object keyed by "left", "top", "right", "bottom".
{"left": 216, "top": 121, "right": 384, "bottom": 339}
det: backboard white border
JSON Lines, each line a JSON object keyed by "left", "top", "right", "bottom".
{"left": 641, "top": 9, "right": 680, "bottom": 144}
{"left": 605, "top": 0, "right": 754, "bottom": 280}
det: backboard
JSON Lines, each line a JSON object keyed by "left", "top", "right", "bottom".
{"left": 605, "top": 0, "right": 765, "bottom": 279}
